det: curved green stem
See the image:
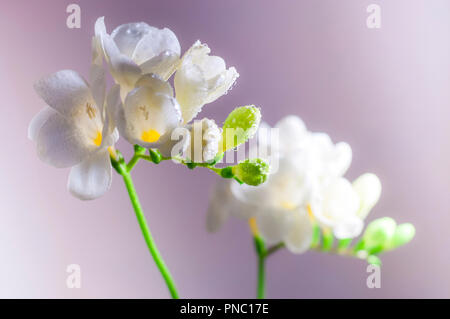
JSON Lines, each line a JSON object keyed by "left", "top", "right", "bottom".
{"left": 114, "top": 156, "right": 179, "bottom": 299}
{"left": 253, "top": 235, "right": 266, "bottom": 299}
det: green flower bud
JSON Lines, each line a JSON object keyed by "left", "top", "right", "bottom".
{"left": 149, "top": 148, "right": 162, "bottom": 164}
{"left": 134, "top": 144, "right": 146, "bottom": 154}
{"left": 220, "top": 105, "right": 261, "bottom": 152}
{"left": 385, "top": 223, "right": 415, "bottom": 250}
{"left": 367, "top": 255, "right": 382, "bottom": 266}
{"left": 220, "top": 166, "right": 234, "bottom": 179}
{"left": 362, "top": 217, "right": 397, "bottom": 253}
{"left": 232, "top": 158, "right": 269, "bottom": 186}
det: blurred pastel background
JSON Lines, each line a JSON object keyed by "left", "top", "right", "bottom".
{"left": 0, "top": 0, "right": 449, "bottom": 298}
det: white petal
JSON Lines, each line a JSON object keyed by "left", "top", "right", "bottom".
{"left": 67, "top": 149, "right": 112, "bottom": 200}
{"left": 332, "top": 142, "right": 352, "bottom": 177}
{"left": 275, "top": 115, "right": 307, "bottom": 152}
{"left": 333, "top": 217, "right": 364, "bottom": 239}
{"left": 28, "top": 107, "right": 53, "bottom": 142}
{"left": 111, "top": 22, "right": 154, "bottom": 58}
{"left": 353, "top": 173, "right": 382, "bottom": 220}
{"left": 284, "top": 208, "right": 313, "bottom": 254}
{"left": 121, "top": 87, "right": 182, "bottom": 147}
{"left": 33, "top": 108, "right": 91, "bottom": 168}
{"left": 135, "top": 74, "right": 174, "bottom": 97}
{"left": 174, "top": 62, "right": 207, "bottom": 123}
{"left": 101, "top": 84, "right": 121, "bottom": 147}
{"left": 132, "top": 27, "right": 181, "bottom": 65}
{"left": 174, "top": 41, "right": 238, "bottom": 123}
{"left": 313, "top": 177, "right": 360, "bottom": 228}
{"left": 140, "top": 51, "right": 180, "bottom": 80}
{"left": 94, "top": 17, "right": 107, "bottom": 38}
{"left": 34, "top": 70, "right": 91, "bottom": 117}
{"left": 101, "top": 33, "right": 142, "bottom": 90}
{"left": 89, "top": 64, "right": 106, "bottom": 113}
{"left": 230, "top": 181, "right": 271, "bottom": 207}
{"left": 91, "top": 36, "right": 103, "bottom": 66}
{"left": 204, "top": 66, "right": 239, "bottom": 104}
{"left": 256, "top": 208, "right": 289, "bottom": 245}
{"left": 95, "top": 18, "right": 141, "bottom": 91}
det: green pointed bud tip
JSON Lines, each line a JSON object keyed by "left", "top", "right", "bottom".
{"left": 367, "top": 255, "right": 382, "bottom": 266}
{"left": 232, "top": 158, "right": 269, "bottom": 186}
{"left": 149, "top": 149, "right": 162, "bottom": 164}
{"left": 221, "top": 105, "right": 261, "bottom": 151}
{"left": 387, "top": 223, "right": 415, "bottom": 250}
{"left": 363, "top": 217, "right": 397, "bottom": 250}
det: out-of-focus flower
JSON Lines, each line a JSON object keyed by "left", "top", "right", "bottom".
{"left": 207, "top": 115, "right": 381, "bottom": 253}
{"left": 312, "top": 173, "right": 381, "bottom": 239}
{"left": 29, "top": 69, "right": 119, "bottom": 200}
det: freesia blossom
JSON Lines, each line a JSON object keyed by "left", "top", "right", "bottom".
{"left": 94, "top": 17, "right": 181, "bottom": 97}
{"left": 29, "top": 69, "right": 119, "bottom": 200}
{"left": 96, "top": 17, "right": 238, "bottom": 160}
{"left": 207, "top": 115, "right": 380, "bottom": 253}
{"left": 174, "top": 41, "right": 239, "bottom": 124}
{"left": 113, "top": 73, "right": 184, "bottom": 156}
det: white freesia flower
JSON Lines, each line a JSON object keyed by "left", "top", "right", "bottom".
{"left": 175, "top": 41, "right": 239, "bottom": 123}
{"left": 95, "top": 17, "right": 181, "bottom": 98}
{"left": 95, "top": 17, "right": 239, "bottom": 159}
{"left": 312, "top": 173, "right": 382, "bottom": 239}
{"left": 207, "top": 115, "right": 378, "bottom": 253}
{"left": 113, "top": 73, "right": 184, "bottom": 156}
{"left": 29, "top": 69, "right": 120, "bottom": 200}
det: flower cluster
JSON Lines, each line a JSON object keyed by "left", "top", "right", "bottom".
{"left": 29, "top": 17, "right": 267, "bottom": 200}
{"left": 208, "top": 115, "right": 414, "bottom": 264}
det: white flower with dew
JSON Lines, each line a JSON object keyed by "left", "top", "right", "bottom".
{"left": 95, "top": 17, "right": 181, "bottom": 98}
{"left": 175, "top": 40, "right": 239, "bottom": 124}
{"left": 29, "top": 70, "right": 120, "bottom": 200}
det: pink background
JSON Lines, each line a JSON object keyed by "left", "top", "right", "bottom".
{"left": 1, "top": 0, "right": 449, "bottom": 298}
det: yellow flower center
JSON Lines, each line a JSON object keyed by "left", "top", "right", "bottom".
{"left": 141, "top": 129, "right": 161, "bottom": 143}
{"left": 93, "top": 131, "right": 102, "bottom": 146}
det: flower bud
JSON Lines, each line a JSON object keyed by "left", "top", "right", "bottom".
{"left": 386, "top": 223, "right": 415, "bottom": 250}
{"left": 220, "top": 105, "right": 261, "bottom": 152}
{"left": 149, "top": 148, "right": 162, "bottom": 164}
{"left": 362, "top": 217, "right": 397, "bottom": 253}
{"left": 232, "top": 158, "right": 269, "bottom": 186}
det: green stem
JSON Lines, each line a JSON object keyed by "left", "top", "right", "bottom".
{"left": 257, "top": 254, "right": 265, "bottom": 299}
{"left": 253, "top": 236, "right": 266, "bottom": 299}
{"left": 116, "top": 159, "right": 179, "bottom": 299}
